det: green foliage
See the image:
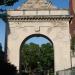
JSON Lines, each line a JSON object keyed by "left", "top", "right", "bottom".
{"left": 0, "top": 0, "right": 18, "bottom": 6}
{"left": 71, "top": 37, "right": 75, "bottom": 51}
{"left": 40, "top": 43, "right": 54, "bottom": 70}
{"left": 0, "top": 43, "right": 17, "bottom": 75}
{"left": 5, "top": 0, "right": 18, "bottom": 6}
{"left": 0, "top": 43, "right": 2, "bottom": 51}
{"left": 0, "top": 12, "right": 7, "bottom": 20}
{"left": 21, "top": 42, "right": 54, "bottom": 73}
{"left": 0, "top": 0, "right": 4, "bottom": 5}
{"left": 21, "top": 43, "right": 40, "bottom": 70}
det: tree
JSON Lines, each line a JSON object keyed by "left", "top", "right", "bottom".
{"left": 71, "top": 37, "right": 75, "bottom": 56}
{"left": 21, "top": 43, "right": 40, "bottom": 75}
{"left": 0, "top": 0, "right": 18, "bottom": 20}
{"left": 21, "top": 42, "right": 54, "bottom": 75}
{"left": 40, "top": 43, "right": 54, "bottom": 69}
{"left": 0, "top": 0, "right": 18, "bottom": 6}
{"left": 40, "top": 43, "right": 54, "bottom": 75}
{"left": 0, "top": 43, "right": 17, "bottom": 75}
{"left": 0, "top": 43, "right": 4, "bottom": 61}
{"left": 0, "top": 43, "right": 2, "bottom": 51}
{"left": 71, "top": 37, "right": 75, "bottom": 51}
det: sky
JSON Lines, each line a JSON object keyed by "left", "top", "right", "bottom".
{"left": 0, "top": 0, "right": 69, "bottom": 10}
{"left": 0, "top": 19, "right": 5, "bottom": 51}
{"left": 26, "top": 37, "right": 50, "bottom": 45}
{"left": 0, "top": 0, "right": 69, "bottom": 51}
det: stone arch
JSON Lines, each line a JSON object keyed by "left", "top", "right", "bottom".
{"left": 7, "top": 9, "right": 72, "bottom": 74}
{"left": 19, "top": 34, "right": 54, "bottom": 74}
{"left": 20, "top": 34, "right": 54, "bottom": 49}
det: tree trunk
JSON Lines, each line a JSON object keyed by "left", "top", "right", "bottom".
{"left": 47, "top": 70, "right": 49, "bottom": 75}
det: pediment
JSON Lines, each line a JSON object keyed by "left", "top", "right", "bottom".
{"left": 18, "top": 0, "right": 57, "bottom": 10}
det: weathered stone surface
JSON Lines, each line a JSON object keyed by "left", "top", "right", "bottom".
{"left": 18, "top": 0, "right": 56, "bottom": 10}
{"left": 7, "top": 19, "right": 71, "bottom": 73}
{"left": 7, "top": 10, "right": 69, "bottom": 16}
{"left": 6, "top": 0, "right": 73, "bottom": 75}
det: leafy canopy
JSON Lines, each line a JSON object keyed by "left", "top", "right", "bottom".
{"left": 0, "top": 43, "right": 2, "bottom": 51}
{"left": 0, "top": 0, "right": 18, "bottom": 6}
{"left": 21, "top": 42, "right": 54, "bottom": 72}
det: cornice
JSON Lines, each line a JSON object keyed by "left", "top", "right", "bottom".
{"left": 7, "top": 15, "right": 73, "bottom": 22}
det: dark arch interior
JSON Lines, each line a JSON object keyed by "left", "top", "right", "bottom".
{"left": 20, "top": 34, "right": 54, "bottom": 75}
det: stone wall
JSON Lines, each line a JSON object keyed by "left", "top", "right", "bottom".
{"left": 7, "top": 16, "right": 71, "bottom": 74}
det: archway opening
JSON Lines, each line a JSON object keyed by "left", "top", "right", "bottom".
{"left": 20, "top": 34, "right": 54, "bottom": 75}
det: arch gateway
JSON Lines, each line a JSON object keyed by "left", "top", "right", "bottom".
{"left": 6, "top": 0, "right": 74, "bottom": 75}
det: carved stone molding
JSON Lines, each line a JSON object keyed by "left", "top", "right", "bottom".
{"left": 18, "top": 0, "right": 56, "bottom": 10}
{"left": 8, "top": 15, "right": 72, "bottom": 22}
